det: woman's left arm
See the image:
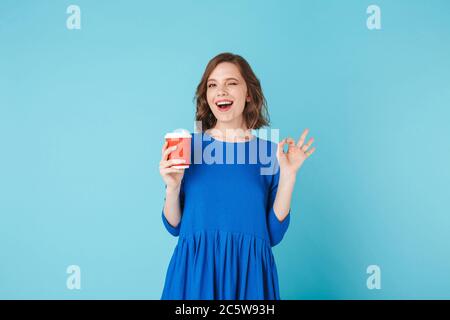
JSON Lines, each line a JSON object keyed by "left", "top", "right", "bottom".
{"left": 273, "top": 128, "right": 316, "bottom": 222}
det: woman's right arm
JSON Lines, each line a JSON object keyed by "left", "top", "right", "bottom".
{"left": 159, "top": 141, "right": 187, "bottom": 228}
{"left": 163, "top": 185, "right": 182, "bottom": 228}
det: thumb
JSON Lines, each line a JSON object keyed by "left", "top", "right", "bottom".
{"left": 277, "top": 138, "right": 287, "bottom": 158}
{"left": 286, "top": 137, "right": 296, "bottom": 149}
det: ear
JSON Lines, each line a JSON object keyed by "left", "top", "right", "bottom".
{"left": 246, "top": 96, "right": 251, "bottom": 102}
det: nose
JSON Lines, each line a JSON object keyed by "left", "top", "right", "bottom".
{"left": 217, "top": 86, "right": 228, "bottom": 97}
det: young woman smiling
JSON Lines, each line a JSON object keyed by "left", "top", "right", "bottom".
{"left": 159, "top": 52, "right": 316, "bottom": 300}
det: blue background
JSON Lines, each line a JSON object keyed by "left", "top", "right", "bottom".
{"left": 1, "top": 0, "right": 449, "bottom": 299}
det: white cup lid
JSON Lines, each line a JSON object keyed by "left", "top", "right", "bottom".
{"left": 164, "top": 128, "right": 192, "bottom": 139}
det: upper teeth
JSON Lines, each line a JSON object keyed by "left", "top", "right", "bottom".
{"left": 217, "top": 101, "right": 232, "bottom": 106}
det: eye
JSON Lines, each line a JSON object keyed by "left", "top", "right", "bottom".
{"left": 228, "top": 82, "right": 238, "bottom": 85}
{"left": 207, "top": 83, "right": 216, "bottom": 88}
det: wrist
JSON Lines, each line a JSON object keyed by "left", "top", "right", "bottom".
{"left": 279, "top": 170, "right": 296, "bottom": 184}
{"left": 165, "top": 185, "right": 181, "bottom": 196}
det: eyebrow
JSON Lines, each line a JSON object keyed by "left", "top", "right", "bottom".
{"left": 207, "top": 77, "right": 240, "bottom": 83}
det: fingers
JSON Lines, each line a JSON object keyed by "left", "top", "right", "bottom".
{"left": 286, "top": 137, "right": 296, "bottom": 149}
{"left": 161, "top": 167, "right": 185, "bottom": 174}
{"left": 161, "top": 145, "right": 178, "bottom": 161}
{"left": 305, "top": 147, "right": 316, "bottom": 157}
{"left": 279, "top": 130, "right": 316, "bottom": 159}
{"left": 301, "top": 137, "right": 314, "bottom": 152}
{"left": 160, "top": 158, "right": 187, "bottom": 169}
{"left": 296, "top": 128, "right": 309, "bottom": 148}
{"left": 161, "top": 140, "right": 168, "bottom": 155}
{"left": 277, "top": 138, "right": 288, "bottom": 157}
{"left": 285, "top": 135, "right": 313, "bottom": 151}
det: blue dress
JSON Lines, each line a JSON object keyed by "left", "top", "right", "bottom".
{"left": 161, "top": 131, "right": 291, "bottom": 300}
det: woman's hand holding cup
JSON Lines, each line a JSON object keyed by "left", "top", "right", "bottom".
{"left": 159, "top": 141, "right": 186, "bottom": 192}
{"left": 160, "top": 129, "right": 191, "bottom": 193}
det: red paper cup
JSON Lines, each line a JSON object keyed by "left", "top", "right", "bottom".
{"left": 164, "top": 130, "right": 192, "bottom": 169}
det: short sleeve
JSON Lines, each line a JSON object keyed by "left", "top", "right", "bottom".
{"left": 266, "top": 161, "right": 291, "bottom": 247}
{"left": 161, "top": 180, "right": 185, "bottom": 237}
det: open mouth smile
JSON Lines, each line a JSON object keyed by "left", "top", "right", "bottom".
{"left": 215, "top": 99, "right": 233, "bottom": 112}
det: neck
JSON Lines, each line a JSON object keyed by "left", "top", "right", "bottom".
{"left": 208, "top": 120, "right": 253, "bottom": 142}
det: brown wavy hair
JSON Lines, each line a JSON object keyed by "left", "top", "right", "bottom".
{"left": 194, "top": 52, "right": 270, "bottom": 132}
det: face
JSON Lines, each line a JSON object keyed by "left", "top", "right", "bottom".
{"left": 206, "top": 62, "right": 251, "bottom": 128}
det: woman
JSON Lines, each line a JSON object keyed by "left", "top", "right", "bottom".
{"left": 159, "top": 52, "right": 315, "bottom": 299}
